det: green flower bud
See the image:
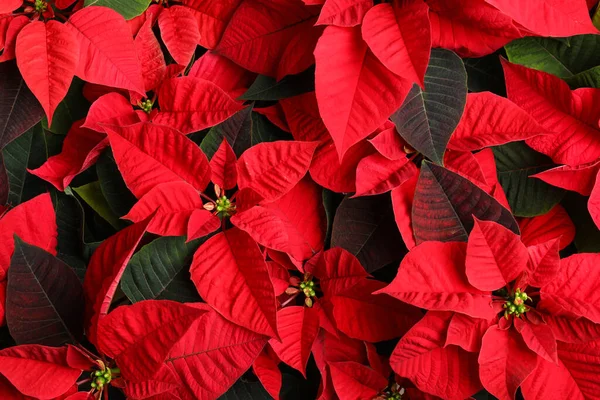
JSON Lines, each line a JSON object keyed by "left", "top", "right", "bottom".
{"left": 95, "top": 371, "right": 102, "bottom": 376}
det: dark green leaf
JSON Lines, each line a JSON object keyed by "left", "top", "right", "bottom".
{"left": 83, "top": 0, "right": 152, "bottom": 19}
{"left": 391, "top": 49, "right": 467, "bottom": 164}
{"left": 563, "top": 192, "right": 600, "bottom": 252}
{"left": 251, "top": 112, "right": 292, "bottom": 146}
{"left": 121, "top": 236, "right": 203, "bottom": 303}
{"left": 201, "top": 107, "right": 253, "bottom": 159}
{"left": 73, "top": 181, "right": 124, "bottom": 230}
{"left": 412, "top": 162, "right": 520, "bottom": 244}
{"left": 322, "top": 189, "right": 343, "bottom": 249}
{"left": 239, "top": 67, "right": 315, "bottom": 101}
{"left": 492, "top": 142, "right": 565, "bottom": 217}
{"left": 42, "top": 78, "right": 89, "bottom": 136}
{"left": 6, "top": 238, "right": 84, "bottom": 346}
{"left": 96, "top": 149, "right": 137, "bottom": 217}
{"left": 2, "top": 123, "right": 48, "bottom": 206}
{"left": 331, "top": 194, "right": 404, "bottom": 273}
{"left": 218, "top": 378, "right": 272, "bottom": 400}
{"left": 464, "top": 52, "right": 506, "bottom": 96}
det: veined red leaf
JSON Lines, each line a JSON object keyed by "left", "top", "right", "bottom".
{"left": 368, "top": 125, "right": 409, "bottom": 161}
{"left": 124, "top": 364, "right": 180, "bottom": 400}
{"left": 391, "top": 311, "right": 482, "bottom": 400}
{"left": 526, "top": 238, "right": 561, "bottom": 288}
{"left": 312, "top": 247, "right": 368, "bottom": 298}
{"left": 448, "top": 92, "right": 547, "bottom": 152}
{"left": 331, "top": 279, "right": 422, "bottom": 342}
{"left": 134, "top": 19, "right": 166, "bottom": 93}
{"left": 354, "top": 152, "right": 417, "bottom": 196}
{"left": 484, "top": 0, "right": 597, "bottom": 37}
{"left": 465, "top": 218, "right": 528, "bottom": 291}
{"left": 391, "top": 174, "right": 418, "bottom": 249}
{"left": 82, "top": 217, "right": 151, "bottom": 345}
{"left": 29, "top": 124, "right": 108, "bottom": 191}
{"left": 253, "top": 347, "right": 282, "bottom": 400}
{"left": 328, "top": 361, "right": 387, "bottom": 400}
{"left": 190, "top": 228, "right": 278, "bottom": 337}
{"left": 479, "top": 326, "right": 537, "bottom": 400}
{"left": 362, "top": 0, "right": 430, "bottom": 87}
{"left": 532, "top": 160, "right": 600, "bottom": 196}
{"left": 68, "top": 6, "right": 145, "bottom": 94}
{"left": 514, "top": 317, "right": 557, "bottom": 364}
{"left": 215, "top": 0, "right": 321, "bottom": 79}
{"left": 165, "top": 306, "right": 268, "bottom": 399}
{"left": 269, "top": 306, "right": 319, "bottom": 376}
{"left": 548, "top": 340, "right": 600, "bottom": 398}
{"left": 521, "top": 357, "right": 586, "bottom": 400}
{"left": 210, "top": 139, "right": 237, "bottom": 190}
{"left": 15, "top": 21, "right": 79, "bottom": 126}
{"left": 237, "top": 141, "right": 318, "bottom": 202}
{"left": 180, "top": 0, "right": 241, "bottom": 49}
{"left": 105, "top": 123, "right": 211, "bottom": 198}
{"left": 123, "top": 182, "right": 202, "bottom": 236}
{"left": 97, "top": 300, "right": 207, "bottom": 382}
{"left": 518, "top": 205, "right": 575, "bottom": 250}
{"left": 188, "top": 52, "right": 255, "bottom": 98}
{"left": 0, "top": 16, "right": 29, "bottom": 63}
{"left": 158, "top": 6, "right": 199, "bottom": 66}
{"left": 445, "top": 313, "right": 492, "bottom": 352}
{"left": 412, "top": 161, "right": 519, "bottom": 244}
{"left": 427, "top": 0, "right": 520, "bottom": 58}
{"left": 187, "top": 209, "right": 221, "bottom": 241}
{"left": 6, "top": 238, "right": 84, "bottom": 347}
{"left": 0, "top": 345, "right": 82, "bottom": 399}
{"left": 314, "top": 25, "right": 412, "bottom": 159}
{"left": 316, "top": 0, "right": 373, "bottom": 27}
{"left": 541, "top": 253, "right": 600, "bottom": 323}
{"left": 82, "top": 93, "right": 138, "bottom": 133}
{"left": 153, "top": 77, "right": 244, "bottom": 134}
{"left": 377, "top": 241, "right": 495, "bottom": 319}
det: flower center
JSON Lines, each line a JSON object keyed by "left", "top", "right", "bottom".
{"left": 300, "top": 279, "right": 316, "bottom": 306}
{"left": 34, "top": 0, "right": 48, "bottom": 12}
{"left": 215, "top": 195, "right": 235, "bottom": 217}
{"left": 374, "top": 385, "right": 405, "bottom": 400}
{"left": 139, "top": 99, "right": 154, "bottom": 114}
{"left": 503, "top": 288, "right": 531, "bottom": 319}
{"left": 90, "top": 366, "right": 120, "bottom": 390}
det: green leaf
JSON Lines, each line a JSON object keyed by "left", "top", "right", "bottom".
{"left": 239, "top": 67, "right": 315, "bottom": 101}
{"left": 201, "top": 107, "right": 253, "bottom": 159}
{"left": 83, "top": 0, "right": 151, "bottom": 19}
{"left": 73, "top": 181, "right": 123, "bottom": 230}
{"left": 492, "top": 142, "right": 565, "bottom": 217}
{"left": 121, "top": 236, "right": 203, "bottom": 303}
{"left": 96, "top": 149, "right": 137, "bottom": 217}
{"left": 391, "top": 49, "right": 467, "bottom": 165}
{"left": 251, "top": 112, "right": 292, "bottom": 146}
{"left": 464, "top": 52, "right": 506, "bottom": 96}
{"left": 51, "top": 188, "right": 87, "bottom": 280}
{"left": 42, "top": 78, "right": 89, "bottom": 135}
{"left": 563, "top": 193, "right": 600, "bottom": 252}
{"left": 219, "top": 378, "right": 272, "bottom": 400}
{"left": 2, "top": 123, "right": 48, "bottom": 206}
{"left": 505, "top": 35, "right": 600, "bottom": 88}
{"left": 322, "top": 189, "right": 343, "bottom": 249}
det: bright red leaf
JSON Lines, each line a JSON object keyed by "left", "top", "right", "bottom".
{"left": 158, "top": 6, "right": 200, "bottom": 66}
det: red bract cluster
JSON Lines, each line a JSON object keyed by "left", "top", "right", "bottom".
{"left": 2, "top": 0, "right": 600, "bottom": 399}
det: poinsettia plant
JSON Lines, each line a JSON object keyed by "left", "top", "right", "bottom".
{"left": 2, "top": 0, "right": 600, "bottom": 399}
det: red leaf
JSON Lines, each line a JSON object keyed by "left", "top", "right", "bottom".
{"left": 215, "top": 0, "right": 321, "bottom": 79}
{"left": 485, "top": 0, "right": 597, "bottom": 36}
{"left": 0, "top": 0, "right": 21, "bottom": 13}
{"left": 269, "top": 306, "right": 319, "bottom": 376}
{"left": 186, "top": 209, "right": 221, "bottom": 241}
{"left": 448, "top": 92, "right": 546, "bottom": 152}
{"left": 354, "top": 152, "right": 417, "bottom": 196}
{"left": 237, "top": 141, "right": 318, "bottom": 202}
{"left": 124, "top": 182, "right": 202, "bottom": 236}
{"left": 368, "top": 125, "right": 409, "bottom": 161}
{"left": 316, "top": 0, "right": 373, "bottom": 27}
{"left": 514, "top": 317, "right": 557, "bottom": 364}
{"left": 377, "top": 241, "right": 495, "bottom": 319}
{"left": 313, "top": 248, "right": 368, "bottom": 298}
{"left": 82, "top": 218, "right": 151, "bottom": 345}
{"left": 267, "top": 261, "right": 290, "bottom": 296}
{"left": 0, "top": 194, "right": 57, "bottom": 325}
{"left": 521, "top": 356, "right": 586, "bottom": 400}
{"left": 362, "top": 0, "right": 430, "bottom": 87}
{"left": 105, "top": 123, "right": 211, "bottom": 198}
{"left": 391, "top": 174, "right": 418, "bottom": 249}
{"left": 158, "top": 6, "right": 199, "bottom": 66}
{"left": 0, "top": 345, "right": 82, "bottom": 399}
{"left": 445, "top": 313, "right": 492, "bottom": 352}
{"left": 153, "top": 77, "right": 244, "bottom": 134}
{"left": 15, "top": 21, "right": 79, "bottom": 126}
{"left": 589, "top": 173, "right": 600, "bottom": 229}
{"left": 82, "top": 93, "right": 138, "bottom": 132}
{"left": 503, "top": 60, "right": 600, "bottom": 166}
{"left": 331, "top": 279, "right": 422, "bottom": 342}
{"left": 541, "top": 253, "right": 600, "bottom": 323}
{"left": 210, "top": 139, "right": 237, "bottom": 190}
{"left": 253, "top": 347, "right": 282, "bottom": 400}
{"left": 0, "top": 16, "right": 29, "bottom": 63}
{"left": 465, "top": 218, "right": 528, "bottom": 291}
{"left": 190, "top": 228, "right": 278, "bottom": 337}
{"left": 29, "top": 124, "right": 108, "bottom": 191}
{"left": 188, "top": 52, "right": 255, "bottom": 98}
{"left": 314, "top": 25, "right": 412, "bottom": 159}
{"left": 549, "top": 340, "right": 600, "bottom": 398}
{"left": 427, "top": 0, "right": 520, "bottom": 58}
{"left": 526, "top": 238, "right": 561, "bottom": 288}
{"left": 543, "top": 314, "right": 600, "bottom": 344}
{"left": 165, "top": 306, "right": 268, "bottom": 399}
{"left": 134, "top": 19, "right": 167, "bottom": 93}
{"left": 68, "top": 6, "right": 145, "bottom": 94}
{"left": 180, "top": 0, "right": 241, "bottom": 49}
{"left": 124, "top": 364, "right": 180, "bottom": 399}
{"left": 479, "top": 326, "right": 538, "bottom": 400}
{"left": 97, "top": 300, "right": 207, "bottom": 382}
{"left": 329, "top": 361, "right": 387, "bottom": 400}
{"left": 532, "top": 160, "right": 600, "bottom": 196}
{"left": 391, "top": 311, "right": 482, "bottom": 399}
{"left": 518, "top": 205, "right": 575, "bottom": 250}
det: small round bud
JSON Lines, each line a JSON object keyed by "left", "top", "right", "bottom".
{"left": 95, "top": 371, "right": 102, "bottom": 376}
{"left": 91, "top": 382, "right": 97, "bottom": 389}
